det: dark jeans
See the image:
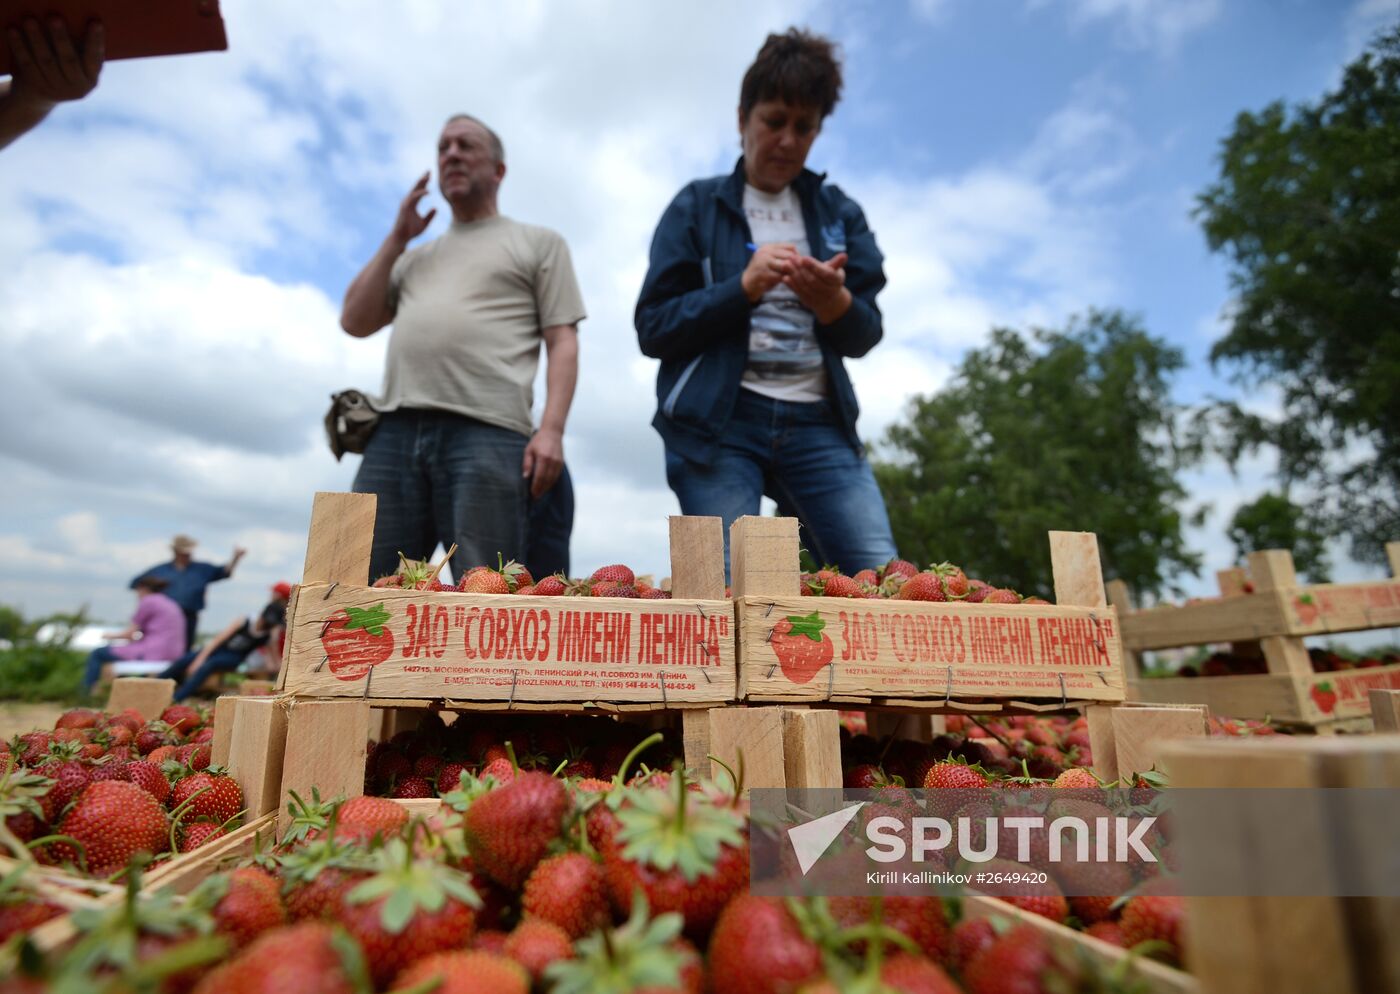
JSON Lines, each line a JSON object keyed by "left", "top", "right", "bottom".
{"left": 160, "top": 647, "right": 250, "bottom": 702}
{"left": 526, "top": 462, "right": 573, "bottom": 579}
{"left": 182, "top": 609, "right": 198, "bottom": 653}
{"left": 666, "top": 390, "right": 898, "bottom": 578}
{"left": 82, "top": 646, "right": 121, "bottom": 696}
{"left": 353, "top": 409, "right": 529, "bottom": 581}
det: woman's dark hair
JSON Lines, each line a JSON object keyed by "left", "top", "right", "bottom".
{"left": 739, "top": 28, "right": 844, "bottom": 122}
{"left": 133, "top": 575, "right": 168, "bottom": 593}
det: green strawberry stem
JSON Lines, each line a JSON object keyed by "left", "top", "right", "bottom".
{"left": 25, "top": 834, "right": 88, "bottom": 874}
{"left": 614, "top": 732, "right": 665, "bottom": 787}
{"left": 505, "top": 740, "right": 520, "bottom": 775}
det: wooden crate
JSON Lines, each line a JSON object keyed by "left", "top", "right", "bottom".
{"left": 729, "top": 517, "right": 1127, "bottom": 708}
{"left": 963, "top": 895, "right": 1198, "bottom": 994}
{"left": 1161, "top": 735, "right": 1400, "bottom": 994}
{"left": 276, "top": 493, "right": 735, "bottom": 707}
{"left": 1110, "top": 543, "right": 1400, "bottom": 730}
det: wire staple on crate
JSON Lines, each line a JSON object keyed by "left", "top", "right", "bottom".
{"left": 363, "top": 667, "right": 373, "bottom": 698}
{"left": 508, "top": 670, "right": 519, "bottom": 707}
{"left": 763, "top": 602, "right": 776, "bottom": 618}
{"left": 658, "top": 670, "right": 669, "bottom": 707}
{"left": 1088, "top": 612, "right": 1106, "bottom": 653}
{"left": 696, "top": 604, "right": 706, "bottom": 620}
{"left": 1058, "top": 672, "right": 1067, "bottom": 709}
{"left": 699, "top": 667, "right": 712, "bottom": 684}
{"left": 943, "top": 666, "right": 954, "bottom": 705}
{"left": 321, "top": 582, "right": 338, "bottom": 600}
{"left": 313, "top": 654, "right": 328, "bottom": 673}
{"left": 697, "top": 640, "right": 711, "bottom": 658}
{"left": 826, "top": 657, "right": 837, "bottom": 700}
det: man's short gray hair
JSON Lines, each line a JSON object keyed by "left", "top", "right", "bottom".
{"left": 444, "top": 113, "right": 505, "bottom": 164}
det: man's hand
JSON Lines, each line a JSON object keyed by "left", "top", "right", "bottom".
{"left": 784, "top": 252, "right": 852, "bottom": 324}
{"left": 391, "top": 172, "right": 437, "bottom": 248}
{"left": 231, "top": 546, "right": 247, "bottom": 563}
{"left": 741, "top": 242, "right": 798, "bottom": 302}
{"left": 522, "top": 428, "right": 564, "bottom": 499}
{"left": 7, "top": 18, "right": 103, "bottom": 110}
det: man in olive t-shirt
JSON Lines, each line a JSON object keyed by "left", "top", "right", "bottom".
{"left": 340, "top": 114, "right": 585, "bottom": 580}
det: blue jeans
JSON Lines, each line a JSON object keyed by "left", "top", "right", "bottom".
{"left": 526, "top": 462, "right": 573, "bottom": 579}
{"left": 665, "top": 390, "right": 897, "bottom": 578}
{"left": 160, "top": 647, "right": 250, "bottom": 702}
{"left": 82, "top": 646, "right": 121, "bottom": 696}
{"left": 353, "top": 409, "right": 529, "bottom": 581}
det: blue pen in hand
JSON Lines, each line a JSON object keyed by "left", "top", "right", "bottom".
{"left": 745, "top": 242, "right": 758, "bottom": 252}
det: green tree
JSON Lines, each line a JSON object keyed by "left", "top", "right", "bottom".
{"left": 873, "top": 310, "right": 1204, "bottom": 599}
{"left": 1225, "top": 492, "right": 1331, "bottom": 582}
{"left": 1194, "top": 25, "right": 1400, "bottom": 565}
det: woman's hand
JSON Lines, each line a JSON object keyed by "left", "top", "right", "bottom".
{"left": 785, "top": 252, "right": 851, "bottom": 324}
{"left": 741, "top": 242, "right": 798, "bottom": 302}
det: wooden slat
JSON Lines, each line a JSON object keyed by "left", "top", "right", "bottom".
{"left": 106, "top": 677, "right": 174, "bottom": 720}
{"left": 1370, "top": 690, "right": 1400, "bottom": 732}
{"left": 302, "top": 491, "right": 376, "bottom": 586}
{"left": 707, "top": 707, "right": 786, "bottom": 792}
{"left": 1048, "top": 531, "right": 1107, "bottom": 607}
{"left": 737, "top": 595, "right": 1124, "bottom": 703}
{"left": 1216, "top": 567, "right": 1248, "bottom": 597}
{"left": 278, "top": 699, "right": 370, "bottom": 834}
{"left": 681, "top": 708, "right": 713, "bottom": 778}
{"left": 141, "top": 813, "right": 277, "bottom": 895}
{"left": 1129, "top": 674, "right": 1306, "bottom": 722}
{"left": 281, "top": 584, "right": 735, "bottom": 705}
{"left": 226, "top": 697, "right": 289, "bottom": 818}
{"left": 1388, "top": 542, "right": 1400, "bottom": 578}
{"left": 1119, "top": 594, "right": 1289, "bottom": 651}
{"left": 1110, "top": 704, "right": 1207, "bottom": 780}
{"left": 209, "top": 694, "right": 241, "bottom": 767}
{"left": 1085, "top": 704, "right": 1119, "bottom": 782}
{"left": 669, "top": 516, "right": 726, "bottom": 600}
{"left": 729, "top": 515, "right": 801, "bottom": 599}
{"left": 781, "top": 708, "right": 841, "bottom": 789}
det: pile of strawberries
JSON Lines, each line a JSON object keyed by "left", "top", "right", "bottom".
{"left": 0, "top": 705, "right": 244, "bottom": 886}
{"left": 803, "top": 558, "right": 1048, "bottom": 604}
{"left": 373, "top": 555, "right": 671, "bottom": 599}
{"left": 4, "top": 707, "right": 1185, "bottom": 993}
{"left": 1174, "top": 645, "right": 1397, "bottom": 678}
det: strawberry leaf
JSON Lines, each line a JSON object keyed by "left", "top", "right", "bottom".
{"left": 783, "top": 612, "right": 827, "bottom": 642}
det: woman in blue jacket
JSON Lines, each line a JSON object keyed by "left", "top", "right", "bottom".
{"left": 635, "top": 27, "right": 897, "bottom": 577}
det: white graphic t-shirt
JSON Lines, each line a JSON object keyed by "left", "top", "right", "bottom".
{"left": 740, "top": 184, "right": 828, "bottom": 402}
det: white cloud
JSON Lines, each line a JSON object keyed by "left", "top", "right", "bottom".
{"left": 1056, "top": 0, "right": 1222, "bottom": 54}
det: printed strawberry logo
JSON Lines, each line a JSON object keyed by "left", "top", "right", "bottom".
{"left": 322, "top": 603, "right": 395, "bottom": 681}
{"left": 771, "top": 612, "right": 834, "bottom": 684}
{"left": 1293, "top": 593, "right": 1320, "bottom": 626}
{"left": 1309, "top": 681, "right": 1337, "bottom": 714}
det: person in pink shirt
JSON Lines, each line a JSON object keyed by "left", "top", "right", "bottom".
{"left": 81, "top": 575, "right": 186, "bottom": 696}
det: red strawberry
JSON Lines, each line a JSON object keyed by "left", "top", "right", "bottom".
{"left": 984, "top": 588, "right": 1021, "bottom": 604}
{"left": 0, "top": 896, "right": 63, "bottom": 943}
{"left": 463, "top": 771, "right": 569, "bottom": 888}
{"left": 882, "top": 558, "right": 919, "bottom": 581}
{"left": 521, "top": 852, "right": 610, "bottom": 938}
{"left": 459, "top": 567, "right": 512, "bottom": 595}
{"left": 534, "top": 575, "right": 567, "bottom": 597}
{"left": 334, "top": 795, "right": 409, "bottom": 844}
{"left": 770, "top": 612, "right": 834, "bottom": 684}
{"left": 160, "top": 705, "right": 202, "bottom": 735}
{"left": 134, "top": 724, "right": 175, "bottom": 756}
{"left": 322, "top": 603, "right": 396, "bottom": 681}
{"left": 51, "top": 781, "right": 171, "bottom": 876}
{"left": 708, "top": 895, "right": 822, "bottom": 994}
{"left": 503, "top": 918, "right": 573, "bottom": 983}
{"left": 339, "top": 842, "right": 481, "bottom": 986}
{"left": 436, "top": 762, "right": 471, "bottom": 795}
{"left": 963, "top": 924, "right": 1074, "bottom": 994}
{"left": 821, "top": 573, "right": 862, "bottom": 598}
{"left": 479, "top": 756, "right": 517, "bottom": 784}
{"left": 640, "top": 587, "right": 671, "bottom": 599}
{"left": 828, "top": 895, "right": 951, "bottom": 965}
{"left": 124, "top": 760, "right": 171, "bottom": 805}
{"left": 930, "top": 562, "right": 969, "bottom": 598}
{"left": 591, "top": 564, "right": 636, "bottom": 586}
{"left": 949, "top": 917, "right": 996, "bottom": 972}
{"left": 603, "top": 774, "right": 748, "bottom": 937}
{"left": 171, "top": 771, "right": 243, "bottom": 825}
{"left": 54, "top": 709, "right": 101, "bottom": 731}
{"left": 592, "top": 581, "right": 640, "bottom": 598}
{"left": 390, "top": 775, "right": 434, "bottom": 799}
{"left": 390, "top": 951, "right": 529, "bottom": 994}
{"left": 547, "top": 900, "right": 703, "bottom": 994}
{"left": 37, "top": 760, "right": 91, "bottom": 820}
{"left": 1085, "top": 920, "right": 1127, "bottom": 947}
{"left": 1052, "top": 768, "right": 1100, "bottom": 789}
{"left": 207, "top": 866, "right": 287, "bottom": 946}
{"left": 878, "top": 953, "right": 962, "bottom": 994}
{"left": 190, "top": 921, "right": 360, "bottom": 994}
{"left": 1120, "top": 893, "right": 1185, "bottom": 963}
{"left": 179, "top": 821, "right": 227, "bottom": 852}
{"left": 922, "top": 760, "right": 989, "bottom": 790}
{"left": 897, "top": 573, "right": 947, "bottom": 602}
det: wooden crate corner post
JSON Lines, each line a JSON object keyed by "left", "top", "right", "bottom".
{"left": 1048, "top": 531, "right": 1107, "bottom": 609}
{"left": 729, "top": 515, "right": 801, "bottom": 600}
{"left": 1108, "top": 704, "right": 1207, "bottom": 781}
{"left": 781, "top": 707, "right": 841, "bottom": 789}
{"left": 669, "top": 516, "right": 726, "bottom": 600}
{"left": 277, "top": 699, "right": 370, "bottom": 834}
{"left": 106, "top": 677, "right": 175, "bottom": 720}
{"left": 706, "top": 707, "right": 787, "bottom": 793}
{"left": 1369, "top": 689, "right": 1400, "bottom": 733}
{"left": 226, "top": 696, "right": 290, "bottom": 819}
{"left": 279, "top": 492, "right": 378, "bottom": 692}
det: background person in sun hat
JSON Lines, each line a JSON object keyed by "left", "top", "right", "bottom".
{"left": 157, "top": 581, "right": 291, "bottom": 701}
{"left": 131, "top": 533, "right": 246, "bottom": 653}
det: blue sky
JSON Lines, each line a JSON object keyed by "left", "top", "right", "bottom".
{"left": 0, "top": 0, "right": 1395, "bottom": 629}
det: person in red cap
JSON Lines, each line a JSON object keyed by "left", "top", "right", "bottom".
{"left": 157, "top": 582, "right": 290, "bottom": 701}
